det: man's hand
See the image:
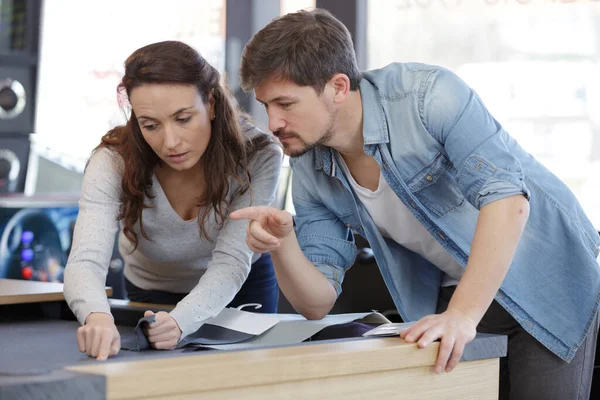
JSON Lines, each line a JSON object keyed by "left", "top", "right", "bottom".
{"left": 231, "top": 205, "right": 337, "bottom": 319}
{"left": 400, "top": 308, "right": 477, "bottom": 374}
{"left": 143, "top": 311, "right": 182, "bottom": 350}
{"left": 230, "top": 206, "right": 294, "bottom": 253}
{"left": 77, "top": 312, "right": 121, "bottom": 361}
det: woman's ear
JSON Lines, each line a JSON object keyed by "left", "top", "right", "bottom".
{"left": 209, "top": 90, "right": 216, "bottom": 120}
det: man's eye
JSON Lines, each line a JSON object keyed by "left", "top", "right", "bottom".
{"left": 280, "top": 103, "right": 292, "bottom": 110}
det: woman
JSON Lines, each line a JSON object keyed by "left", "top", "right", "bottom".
{"left": 63, "top": 40, "right": 283, "bottom": 360}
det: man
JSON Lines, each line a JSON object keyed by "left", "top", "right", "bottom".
{"left": 230, "top": 8, "right": 600, "bottom": 400}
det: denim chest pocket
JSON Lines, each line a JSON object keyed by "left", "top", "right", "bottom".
{"left": 405, "top": 153, "right": 465, "bottom": 217}
{"left": 336, "top": 211, "right": 363, "bottom": 234}
{"left": 322, "top": 200, "right": 363, "bottom": 236}
{"left": 317, "top": 181, "right": 362, "bottom": 232}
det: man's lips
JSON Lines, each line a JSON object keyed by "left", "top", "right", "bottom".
{"left": 277, "top": 135, "right": 295, "bottom": 141}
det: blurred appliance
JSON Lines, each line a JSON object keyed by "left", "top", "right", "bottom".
{"left": 0, "top": 148, "right": 20, "bottom": 193}
{"left": 0, "top": 195, "right": 125, "bottom": 299}
{"left": 0, "top": 0, "right": 43, "bottom": 193}
{"left": 0, "top": 195, "right": 79, "bottom": 283}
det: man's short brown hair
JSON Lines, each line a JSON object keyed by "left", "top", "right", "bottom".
{"left": 240, "top": 8, "right": 361, "bottom": 94}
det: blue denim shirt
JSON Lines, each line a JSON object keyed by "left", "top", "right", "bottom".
{"left": 290, "top": 62, "right": 600, "bottom": 362}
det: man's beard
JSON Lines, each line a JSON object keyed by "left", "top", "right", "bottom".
{"left": 274, "top": 111, "right": 336, "bottom": 158}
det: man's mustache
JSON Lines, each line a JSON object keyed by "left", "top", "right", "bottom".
{"left": 274, "top": 130, "right": 301, "bottom": 140}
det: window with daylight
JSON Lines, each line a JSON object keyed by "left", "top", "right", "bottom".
{"left": 368, "top": 0, "right": 600, "bottom": 229}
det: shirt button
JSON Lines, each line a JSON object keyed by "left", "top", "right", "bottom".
{"left": 525, "top": 320, "right": 533, "bottom": 327}
{"left": 426, "top": 174, "right": 433, "bottom": 181}
{"left": 410, "top": 201, "right": 416, "bottom": 208}
{"left": 437, "top": 232, "right": 446, "bottom": 240}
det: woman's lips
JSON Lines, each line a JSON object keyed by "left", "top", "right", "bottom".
{"left": 168, "top": 152, "right": 189, "bottom": 163}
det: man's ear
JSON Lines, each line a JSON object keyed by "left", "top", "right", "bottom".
{"left": 330, "top": 73, "right": 351, "bottom": 104}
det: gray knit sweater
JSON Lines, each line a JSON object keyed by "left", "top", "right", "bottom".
{"left": 63, "top": 124, "right": 282, "bottom": 339}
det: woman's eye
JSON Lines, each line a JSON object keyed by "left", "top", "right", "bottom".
{"left": 143, "top": 124, "right": 157, "bottom": 131}
{"left": 177, "top": 116, "right": 192, "bottom": 123}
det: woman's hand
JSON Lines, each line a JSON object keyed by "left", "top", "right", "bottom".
{"left": 143, "top": 310, "right": 182, "bottom": 350}
{"left": 77, "top": 312, "right": 121, "bottom": 361}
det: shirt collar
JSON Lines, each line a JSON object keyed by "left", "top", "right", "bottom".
{"left": 359, "top": 77, "right": 390, "bottom": 147}
{"left": 312, "top": 77, "right": 390, "bottom": 175}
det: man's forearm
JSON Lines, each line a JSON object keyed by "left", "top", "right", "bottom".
{"left": 270, "top": 231, "right": 337, "bottom": 319}
{"left": 448, "top": 194, "right": 530, "bottom": 324}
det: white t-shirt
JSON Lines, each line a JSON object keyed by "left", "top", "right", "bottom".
{"left": 339, "top": 158, "right": 464, "bottom": 286}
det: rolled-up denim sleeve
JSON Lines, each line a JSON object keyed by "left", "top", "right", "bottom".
{"left": 292, "top": 173, "right": 357, "bottom": 297}
{"left": 419, "top": 68, "right": 530, "bottom": 209}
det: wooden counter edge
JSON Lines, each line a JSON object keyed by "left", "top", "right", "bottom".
{"left": 65, "top": 334, "right": 505, "bottom": 400}
{"left": 0, "top": 278, "right": 112, "bottom": 305}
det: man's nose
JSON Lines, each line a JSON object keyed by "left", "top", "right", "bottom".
{"left": 267, "top": 109, "right": 286, "bottom": 133}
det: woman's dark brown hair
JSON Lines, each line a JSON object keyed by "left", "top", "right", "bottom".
{"left": 96, "top": 40, "right": 269, "bottom": 249}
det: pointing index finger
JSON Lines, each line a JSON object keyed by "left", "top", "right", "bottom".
{"left": 230, "top": 206, "right": 268, "bottom": 221}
